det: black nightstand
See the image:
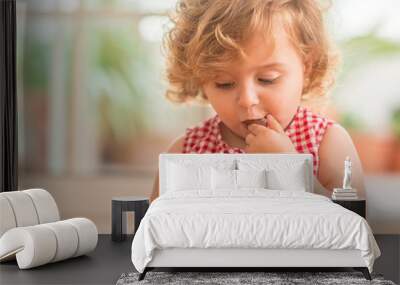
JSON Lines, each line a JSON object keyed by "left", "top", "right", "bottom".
{"left": 332, "top": 199, "right": 366, "bottom": 218}
{"left": 112, "top": 196, "right": 149, "bottom": 242}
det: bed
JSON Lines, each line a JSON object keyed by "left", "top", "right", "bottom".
{"left": 131, "top": 153, "right": 381, "bottom": 281}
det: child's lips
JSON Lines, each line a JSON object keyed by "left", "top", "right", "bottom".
{"left": 242, "top": 116, "right": 268, "bottom": 129}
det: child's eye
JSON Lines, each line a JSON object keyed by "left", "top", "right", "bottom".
{"left": 258, "top": 78, "right": 277, "bottom": 85}
{"left": 215, "top": 82, "right": 235, "bottom": 89}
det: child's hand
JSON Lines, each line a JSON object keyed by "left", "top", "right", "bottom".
{"left": 244, "top": 114, "right": 297, "bottom": 153}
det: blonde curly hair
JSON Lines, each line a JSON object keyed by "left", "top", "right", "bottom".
{"left": 163, "top": 0, "right": 340, "bottom": 106}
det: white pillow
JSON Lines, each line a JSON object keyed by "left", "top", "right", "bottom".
{"left": 212, "top": 168, "right": 237, "bottom": 190}
{"left": 236, "top": 169, "right": 268, "bottom": 188}
{"left": 266, "top": 166, "right": 307, "bottom": 191}
{"left": 212, "top": 168, "right": 268, "bottom": 190}
{"left": 167, "top": 162, "right": 212, "bottom": 191}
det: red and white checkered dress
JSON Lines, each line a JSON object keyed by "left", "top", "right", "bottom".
{"left": 182, "top": 106, "right": 335, "bottom": 176}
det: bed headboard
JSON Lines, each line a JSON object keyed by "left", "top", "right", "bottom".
{"left": 159, "top": 153, "right": 314, "bottom": 195}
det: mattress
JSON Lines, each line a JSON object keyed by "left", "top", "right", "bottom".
{"left": 131, "top": 190, "right": 381, "bottom": 273}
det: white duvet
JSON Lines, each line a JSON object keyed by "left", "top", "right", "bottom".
{"left": 131, "top": 190, "right": 380, "bottom": 273}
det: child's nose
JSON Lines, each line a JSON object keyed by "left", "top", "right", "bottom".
{"left": 237, "top": 85, "right": 260, "bottom": 108}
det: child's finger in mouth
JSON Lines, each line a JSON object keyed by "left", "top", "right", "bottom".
{"left": 242, "top": 116, "right": 268, "bottom": 129}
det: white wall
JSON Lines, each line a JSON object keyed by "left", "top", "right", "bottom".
{"left": 366, "top": 175, "right": 400, "bottom": 234}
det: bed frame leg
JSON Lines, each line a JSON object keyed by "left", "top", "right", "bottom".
{"left": 354, "top": 267, "right": 371, "bottom": 280}
{"left": 138, "top": 268, "right": 148, "bottom": 281}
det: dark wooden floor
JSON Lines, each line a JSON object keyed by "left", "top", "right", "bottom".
{"left": 0, "top": 235, "right": 134, "bottom": 285}
{"left": 0, "top": 235, "right": 399, "bottom": 285}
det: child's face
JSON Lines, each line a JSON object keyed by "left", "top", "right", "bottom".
{"left": 202, "top": 23, "right": 305, "bottom": 139}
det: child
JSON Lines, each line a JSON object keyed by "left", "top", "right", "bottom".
{"left": 150, "top": 0, "right": 365, "bottom": 202}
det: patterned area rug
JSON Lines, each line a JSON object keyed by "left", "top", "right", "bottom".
{"left": 116, "top": 271, "right": 396, "bottom": 285}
